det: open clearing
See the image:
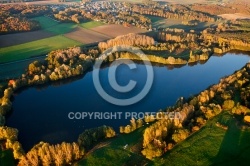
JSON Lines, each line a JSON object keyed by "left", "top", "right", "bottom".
{"left": 32, "top": 16, "right": 77, "bottom": 35}
{"left": 146, "top": 15, "right": 215, "bottom": 31}
{"left": 219, "top": 13, "right": 250, "bottom": 20}
{"left": 64, "top": 27, "right": 110, "bottom": 44}
{"left": 0, "top": 30, "right": 54, "bottom": 47}
{"left": 79, "top": 21, "right": 105, "bottom": 29}
{"left": 91, "top": 24, "right": 147, "bottom": 38}
{"left": 0, "top": 36, "right": 82, "bottom": 63}
{"left": 32, "top": 16, "right": 59, "bottom": 29}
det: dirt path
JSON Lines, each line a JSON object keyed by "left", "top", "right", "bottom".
{"left": 84, "top": 141, "right": 111, "bottom": 157}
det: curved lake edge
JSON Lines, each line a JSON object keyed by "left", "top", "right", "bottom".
{"left": 0, "top": 50, "right": 250, "bottom": 162}
{"left": 5, "top": 51, "right": 248, "bottom": 97}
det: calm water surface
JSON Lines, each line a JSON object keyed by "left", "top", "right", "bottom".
{"left": 6, "top": 53, "right": 250, "bottom": 150}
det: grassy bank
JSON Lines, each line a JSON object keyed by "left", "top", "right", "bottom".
{"left": 154, "top": 111, "right": 250, "bottom": 165}
{"left": 0, "top": 149, "right": 15, "bottom": 166}
{"left": 77, "top": 112, "right": 250, "bottom": 166}
{"left": 78, "top": 126, "right": 153, "bottom": 166}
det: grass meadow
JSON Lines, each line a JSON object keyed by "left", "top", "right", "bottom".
{"left": 0, "top": 16, "right": 83, "bottom": 63}
{"left": 77, "top": 112, "right": 250, "bottom": 166}
{"left": 79, "top": 21, "right": 105, "bottom": 29}
{"left": 0, "top": 36, "right": 82, "bottom": 63}
{"left": 32, "top": 16, "right": 77, "bottom": 35}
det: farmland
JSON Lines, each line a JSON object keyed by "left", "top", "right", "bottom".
{"left": 32, "top": 16, "right": 77, "bottom": 35}
{"left": 79, "top": 21, "right": 105, "bottom": 29}
{"left": 64, "top": 27, "right": 110, "bottom": 44}
{"left": 0, "top": 36, "right": 82, "bottom": 63}
{"left": 0, "top": 30, "right": 54, "bottom": 47}
{"left": 91, "top": 24, "right": 147, "bottom": 38}
{"left": 0, "top": 16, "right": 83, "bottom": 63}
{"left": 155, "top": 0, "right": 231, "bottom": 4}
{"left": 218, "top": 13, "right": 250, "bottom": 20}
{"left": 0, "top": 15, "right": 148, "bottom": 63}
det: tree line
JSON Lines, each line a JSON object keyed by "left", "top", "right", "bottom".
{"left": 52, "top": 5, "right": 151, "bottom": 29}
{"left": 18, "top": 142, "right": 83, "bottom": 166}
{"left": 117, "top": 62, "right": 250, "bottom": 160}
{"left": 132, "top": 3, "right": 220, "bottom": 23}
{"left": 98, "top": 33, "right": 155, "bottom": 51}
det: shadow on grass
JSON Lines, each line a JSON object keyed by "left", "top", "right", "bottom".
{"left": 0, "top": 149, "right": 15, "bottom": 166}
{"left": 168, "top": 22, "right": 213, "bottom": 31}
{"left": 0, "top": 46, "right": 51, "bottom": 63}
{"left": 212, "top": 116, "right": 250, "bottom": 166}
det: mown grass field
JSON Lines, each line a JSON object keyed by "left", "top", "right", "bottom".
{"left": 78, "top": 126, "right": 153, "bottom": 166}
{"left": 33, "top": 16, "right": 77, "bottom": 35}
{"left": 77, "top": 112, "right": 250, "bottom": 166}
{"left": 32, "top": 16, "right": 59, "bottom": 29}
{"left": 79, "top": 21, "right": 105, "bottom": 29}
{"left": 0, "top": 36, "right": 82, "bottom": 63}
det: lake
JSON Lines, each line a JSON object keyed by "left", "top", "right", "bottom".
{"left": 5, "top": 52, "right": 250, "bottom": 151}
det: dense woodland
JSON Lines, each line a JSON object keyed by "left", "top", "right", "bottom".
{"left": 131, "top": 3, "right": 220, "bottom": 23}
{"left": 52, "top": 5, "right": 151, "bottom": 29}
{"left": 98, "top": 33, "right": 155, "bottom": 51}
{"left": 0, "top": 5, "right": 50, "bottom": 33}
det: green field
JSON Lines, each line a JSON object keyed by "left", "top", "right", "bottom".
{"left": 32, "top": 16, "right": 59, "bottom": 29}
{"left": 154, "top": 112, "right": 250, "bottom": 165}
{"left": 79, "top": 21, "right": 105, "bottom": 29}
{"left": 0, "top": 16, "right": 82, "bottom": 63}
{"left": 33, "top": 16, "right": 104, "bottom": 34}
{"left": 33, "top": 16, "right": 77, "bottom": 35}
{"left": 77, "top": 112, "right": 250, "bottom": 166}
{"left": 0, "top": 36, "right": 82, "bottom": 63}
{"left": 0, "top": 17, "right": 107, "bottom": 64}
{"left": 78, "top": 126, "right": 153, "bottom": 166}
